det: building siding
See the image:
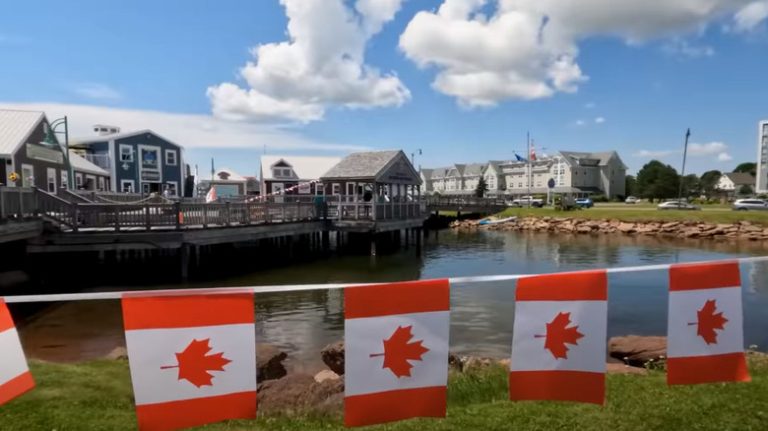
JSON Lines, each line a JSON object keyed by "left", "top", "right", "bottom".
{"left": 11, "top": 119, "right": 67, "bottom": 191}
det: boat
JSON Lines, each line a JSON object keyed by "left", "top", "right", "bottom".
{"left": 478, "top": 216, "right": 517, "bottom": 226}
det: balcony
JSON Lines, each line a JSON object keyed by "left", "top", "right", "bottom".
{"left": 83, "top": 154, "right": 112, "bottom": 170}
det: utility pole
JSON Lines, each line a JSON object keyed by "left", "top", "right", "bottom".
{"left": 677, "top": 128, "right": 691, "bottom": 203}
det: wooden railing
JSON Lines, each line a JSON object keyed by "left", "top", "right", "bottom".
{"left": 0, "top": 189, "right": 427, "bottom": 233}
{"left": 425, "top": 196, "right": 507, "bottom": 208}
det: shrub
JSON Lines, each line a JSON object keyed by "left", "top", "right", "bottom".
{"left": 591, "top": 194, "right": 609, "bottom": 202}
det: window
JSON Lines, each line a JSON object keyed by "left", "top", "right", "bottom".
{"left": 164, "top": 182, "right": 178, "bottom": 196}
{"left": 332, "top": 183, "right": 341, "bottom": 195}
{"left": 60, "top": 171, "right": 69, "bottom": 190}
{"left": 21, "top": 164, "right": 34, "bottom": 188}
{"left": 315, "top": 182, "right": 324, "bottom": 195}
{"left": 76, "top": 174, "right": 83, "bottom": 188}
{"left": 120, "top": 145, "right": 133, "bottom": 162}
{"left": 47, "top": 168, "right": 57, "bottom": 192}
{"left": 165, "top": 150, "right": 177, "bottom": 166}
{"left": 97, "top": 177, "right": 105, "bottom": 191}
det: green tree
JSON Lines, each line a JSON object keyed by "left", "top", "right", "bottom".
{"left": 635, "top": 160, "right": 680, "bottom": 202}
{"left": 681, "top": 174, "right": 701, "bottom": 198}
{"left": 739, "top": 184, "right": 754, "bottom": 196}
{"left": 733, "top": 162, "right": 757, "bottom": 176}
{"left": 475, "top": 177, "right": 488, "bottom": 198}
{"left": 699, "top": 170, "right": 722, "bottom": 198}
{"left": 625, "top": 175, "right": 637, "bottom": 197}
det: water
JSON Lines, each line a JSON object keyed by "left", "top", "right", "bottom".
{"left": 17, "top": 230, "right": 768, "bottom": 373}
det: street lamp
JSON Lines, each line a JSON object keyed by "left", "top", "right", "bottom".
{"left": 46, "top": 117, "right": 72, "bottom": 189}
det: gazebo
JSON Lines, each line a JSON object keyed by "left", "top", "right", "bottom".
{"left": 320, "top": 150, "right": 422, "bottom": 221}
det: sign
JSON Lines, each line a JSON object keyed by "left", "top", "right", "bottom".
{"left": 548, "top": 178, "right": 556, "bottom": 189}
{"left": 141, "top": 171, "right": 161, "bottom": 182}
{"left": 8, "top": 172, "right": 19, "bottom": 182}
{"left": 26, "top": 144, "right": 63, "bottom": 164}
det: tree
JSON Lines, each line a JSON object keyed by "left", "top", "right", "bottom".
{"left": 635, "top": 160, "right": 680, "bottom": 202}
{"left": 681, "top": 174, "right": 701, "bottom": 198}
{"left": 625, "top": 175, "right": 637, "bottom": 197}
{"left": 739, "top": 184, "right": 754, "bottom": 196}
{"left": 700, "top": 170, "right": 722, "bottom": 198}
{"left": 475, "top": 177, "right": 488, "bottom": 198}
{"left": 733, "top": 162, "right": 757, "bottom": 176}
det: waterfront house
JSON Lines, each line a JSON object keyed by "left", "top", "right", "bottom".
{"left": 260, "top": 155, "right": 341, "bottom": 196}
{"left": 0, "top": 109, "right": 68, "bottom": 191}
{"left": 68, "top": 151, "right": 110, "bottom": 191}
{"left": 320, "top": 150, "right": 422, "bottom": 201}
{"left": 198, "top": 168, "right": 248, "bottom": 198}
{"left": 716, "top": 172, "right": 756, "bottom": 197}
{"left": 71, "top": 126, "right": 186, "bottom": 196}
{"left": 484, "top": 161, "right": 506, "bottom": 196}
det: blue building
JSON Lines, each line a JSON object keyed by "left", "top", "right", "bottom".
{"left": 71, "top": 125, "right": 186, "bottom": 196}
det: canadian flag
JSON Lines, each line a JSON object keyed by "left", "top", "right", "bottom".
{"left": 667, "top": 261, "right": 750, "bottom": 385}
{"left": 510, "top": 270, "right": 608, "bottom": 405}
{"left": 0, "top": 300, "right": 35, "bottom": 405}
{"left": 122, "top": 293, "right": 257, "bottom": 431}
{"left": 344, "top": 279, "right": 450, "bottom": 427}
{"left": 205, "top": 187, "right": 217, "bottom": 203}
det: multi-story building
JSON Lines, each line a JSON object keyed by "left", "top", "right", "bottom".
{"left": 422, "top": 150, "right": 627, "bottom": 199}
{"left": 757, "top": 120, "right": 768, "bottom": 193}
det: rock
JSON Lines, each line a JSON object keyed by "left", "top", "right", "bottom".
{"left": 321, "top": 341, "right": 345, "bottom": 375}
{"left": 314, "top": 369, "right": 340, "bottom": 383}
{"left": 606, "top": 363, "right": 649, "bottom": 375}
{"left": 105, "top": 346, "right": 128, "bottom": 360}
{"left": 617, "top": 223, "right": 636, "bottom": 233}
{"left": 608, "top": 336, "right": 667, "bottom": 367}
{"left": 577, "top": 225, "right": 594, "bottom": 233}
{"left": 257, "top": 344, "right": 288, "bottom": 381}
{"left": 257, "top": 373, "right": 344, "bottom": 415}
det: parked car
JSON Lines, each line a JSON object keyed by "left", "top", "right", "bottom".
{"left": 575, "top": 198, "right": 594, "bottom": 208}
{"left": 625, "top": 196, "right": 639, "bottom": 204}
{"left": 657, "top": 201, "right": 701, "bottom": 211}
{"left": 509, "top": 196, "right": 544, "bottom": 208}
{"left": 732, "top": 199, "right": 768, "bottom": 211}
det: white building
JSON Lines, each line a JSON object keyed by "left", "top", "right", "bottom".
{"left": 716, "top": 172, "right": 756, "bottom": 196}
{"left": 259, "top": 155, "right": 341, "bottom": 196}
{"left": 757, "top": 120, "right": 768, "bottom": 193}
{"left": 422, "top": 150, "right": 627, "bottom": 199}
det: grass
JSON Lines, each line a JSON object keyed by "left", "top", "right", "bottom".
{"left": 2, "top": 358, "right": 767, "bottom": 430}
{"left": 495, "top": 206, "right": 768, "bottom": 226}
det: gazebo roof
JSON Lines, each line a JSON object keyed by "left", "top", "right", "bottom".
{"left": 321, "top": 150, "right": 420, "bottom": 184}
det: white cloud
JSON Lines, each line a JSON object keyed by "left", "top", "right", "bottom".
{"left": 575, "top": 119, "right": 586, "bottom": 126}
{"left": 732, "top": 1, "right": 768, "bottom": 32}
{"left": 0, "top": 102, "right": 367, "bottom": 152}
{"left": 584, "top": 102, "right": 596, "bottom": 109}
{"left": 662, "top": 38, "right": 715, "bottom": 58}
{"left": 633, "top": 150, "right": 678, "bottom": 158}
{"left": 73, "top": 83, "right": 122, "bottom": 101}
{"left": 594, "top": 116, "right": 606, "bottom": 124}
{"left": 399, "top": 0, "right": 753, "bottom": 106}
{"left": 717, "top": 152, "right": 734, "bottom": 161}
{"left": 207, "top": 0, "right": 410, "bottom": 123}
{"left": 688, "top": 141, "right": 729, "bottom": 156}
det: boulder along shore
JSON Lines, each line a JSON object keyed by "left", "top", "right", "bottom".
{"left": 452, "top": 217, "right": 768, "bottom": 241}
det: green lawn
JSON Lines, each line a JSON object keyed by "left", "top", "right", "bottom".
{"left": 2, "top": 358, "right": 767, "bottom": 430}
{"left": 496, "top": 206, "right": 768, "bottom": 226}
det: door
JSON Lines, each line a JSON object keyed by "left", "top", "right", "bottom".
{"left": 46, "top": 168, "right": 57, "bottom": 192}
{"left": 273, "top": 183, "right": 284, "bottom": 203}
{"left": 21, "top": 164, "right": 34, "bottom": 188}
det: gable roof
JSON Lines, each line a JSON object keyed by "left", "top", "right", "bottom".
{"left": 463, "top": 163, "right": 486, "bottom": 177}
{"left": 420, "top": 168, "right": 434, "bottom": 180}
{"left": 73, "top": 129, "right": 183, "bottom": 149}
{"left": 68, "top": 151, "right": 110, "bottom": 176}
{"left": 724, "top": 172, "right": 756, "bottom": 186}
{"left": 321, "top": 150, "right": 416, "bottom": 181}
{"left": 559, "top": 150, "right": 626, "bottom": 169}
{"left": 428, "top": 167, "right": 450, "bottom": 179}
{"left": 0, "top": 109, "right": 46, "bottom": 156}
{"left": 260, "top": 155, "right": 342, "bottom": 181}
{"left": 212, "top": 168, "right": 247, "bottom": 183}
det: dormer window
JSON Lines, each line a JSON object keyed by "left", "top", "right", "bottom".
{"left": 273, "top": 168, "right": 293, "bottom": 177}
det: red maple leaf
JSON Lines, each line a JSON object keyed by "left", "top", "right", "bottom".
{"left": 535, "top": 312, "right": 584, "bottom": 360}
{"left": 689, "top": 299, "right": 729, "bottom": 345}
{"left": 369, "top": 325, "right": 429, "bottom": 378}
{"left": 160, "top": 338, "right": 232, "bottom": 387}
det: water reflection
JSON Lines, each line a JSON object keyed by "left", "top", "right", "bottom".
{"left": 16, "top": 230, "right": 768, "bottom": 372}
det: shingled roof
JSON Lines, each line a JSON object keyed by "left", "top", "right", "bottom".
{"left": 321, "top": 150, "right": 410, "bottom": 180}
{"left": 725, "top": 172, "right": 756, "bottom": 186}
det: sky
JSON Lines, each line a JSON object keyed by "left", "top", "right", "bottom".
{"left": 1, "top": 0, "right": 767, "bottom": 177}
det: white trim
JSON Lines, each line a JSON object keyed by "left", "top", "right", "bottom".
{"left": 46, "top": 167, "right": 57, "bottom": 192}
{"left": 76, "top": 173, "right": 83, "bottom": 188}
{"left": 120, "top": 179, "right": 135, "bottom": 193}
{"left": 164, "top": 149, "right": 177, "bottom": 166}
{"left": 60, "top": 170, "right": 69, "bottom": 190}
{"left": 118, "top": 144, "right": 133, "bottom": 163}
{"left": 97, "top": 176, "right": 105, "bottom": 191}
{"left": 164, "top": 181, "right": 179, "bottom": 197}
{"left": 137, "top": 144, "right": 162, "bottom": 184}
{"left": 21, "top": 163, "right": 34, "bottom": 188}
{"left": 109, "top": 139, "right": 117, "bottom": 193}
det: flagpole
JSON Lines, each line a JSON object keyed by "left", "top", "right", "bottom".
{"left": 677, "top": 128, "right": 691, "bottom": 203}
{"left": 527, "top": 131, "right": 531, "bottom": 205}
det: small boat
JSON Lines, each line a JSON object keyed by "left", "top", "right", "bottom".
{"left": 478, "top": 216, "right": 517, "bottom": 226}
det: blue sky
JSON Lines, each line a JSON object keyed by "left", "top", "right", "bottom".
{"left": 1, "top": 0, "right": 767, "bottom": 177}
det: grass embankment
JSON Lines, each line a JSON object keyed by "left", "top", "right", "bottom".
{"left": 496, "top": 206, "right": 768, "bottom": 226}
{"left": 3, "top": 359, "right": 768, "bottom": 430}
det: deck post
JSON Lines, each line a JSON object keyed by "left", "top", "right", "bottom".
{"left": 114, "top": 206, "right": 120, "bottom": 232}
{"left": 71, "top": 202, "right": 79, "bottom": 232}
{"left": 225, "top": 202, "right": 231, "bottom": 227}
{"left": 18, "top": 188, "right": 24, "bottom": 218}
{"left": 175, "top": 202, "right": 182, "bottom": 230}
{"left": 144, "top": 204, "right": 151, "bottom": 230}
{"left": 202, "top": 204, "right": 208, "bottom": 228}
